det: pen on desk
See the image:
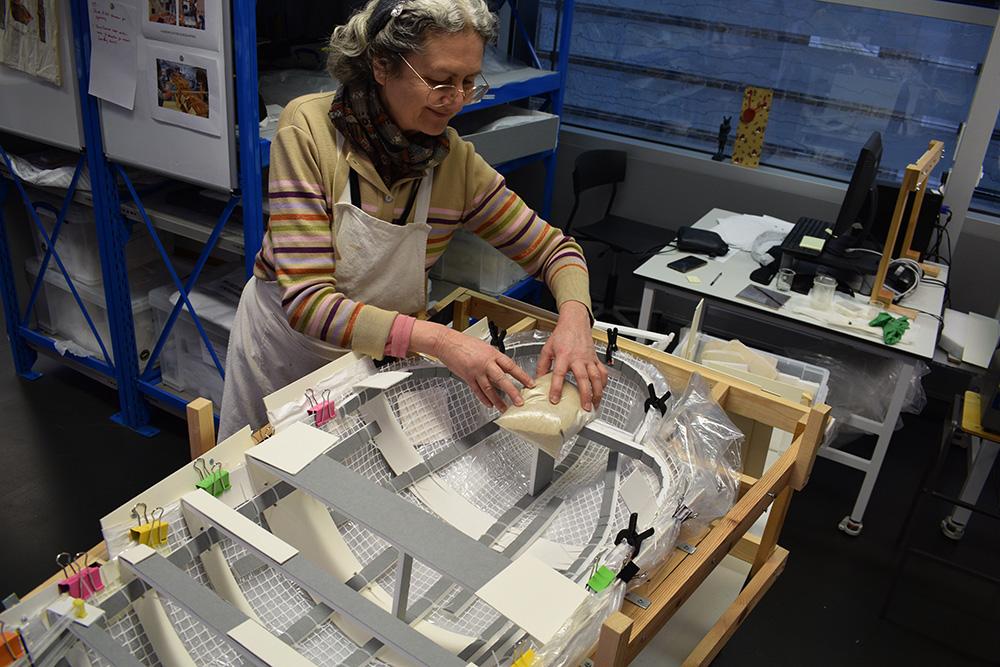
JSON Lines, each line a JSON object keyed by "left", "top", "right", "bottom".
{"left": 710, "top": 272, "right": 722, "bottom": 286}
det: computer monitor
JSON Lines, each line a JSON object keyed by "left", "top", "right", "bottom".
{"left": 826, "top": 131, "right": 883, "bottom": 256}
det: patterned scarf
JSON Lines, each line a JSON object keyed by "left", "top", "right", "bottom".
{"left": 329, "top": 81, "right": 450, "bottom": 188}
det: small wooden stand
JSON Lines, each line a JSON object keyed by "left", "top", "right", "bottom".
{"left": 870, "top": 140, "right": 944, "bottom": 314}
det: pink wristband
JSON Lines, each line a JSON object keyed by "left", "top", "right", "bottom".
{"left": 384, "top": 315, "right": 417, "bottom": 358}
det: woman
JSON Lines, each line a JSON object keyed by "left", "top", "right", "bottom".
{"left": 219, "top": 0, "right": 606, "bottom": 439}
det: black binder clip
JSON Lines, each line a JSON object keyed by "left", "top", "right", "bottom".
{"left": 643, "top": 383, "right": 671, "bottom": 416}
{"left": 488, "top": 320, "right": 507, "bottom": 355}
{"left": 614, "top": 513, "right": 655, "bottom": 583}
{"left": 604, "top": 328, "right": 619, "bottom": 366}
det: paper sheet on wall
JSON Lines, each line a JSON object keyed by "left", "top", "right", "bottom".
{"left": 146, "top": 42, "right": 222, "bottom": 136}
{"left": 88, "top": 0, "right": 138, "bottom": 110}
{"left": 0, "top": 0, "right": 62, "bottom": 84}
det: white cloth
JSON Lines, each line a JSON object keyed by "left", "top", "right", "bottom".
{"left": 218, "top": 132, "right": 433, "bottom": 440}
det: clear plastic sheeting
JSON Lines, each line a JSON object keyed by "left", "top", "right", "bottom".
{"left": 785, "top": 344, "right": 929, "bottom": 438}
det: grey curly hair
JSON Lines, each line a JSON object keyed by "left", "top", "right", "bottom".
{"left": 327, "top": 0, "right": 499, "bottom": 86}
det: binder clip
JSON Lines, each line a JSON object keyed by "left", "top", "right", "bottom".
{"left": 613, "top": 513, "right": 655, "bottom": 583}
{"left": 604, "top": 327, "right": 619, "bottom": 366}
{"left": 0, "top": 622, "right": 25, "bottom": 667}
{"left": 487, "top": 320, "right": 507, "bottom": 355}
{"left": 194, "top": 458, "right": 231, "bottom": 497}
{"left": 305, "top": 388, "right": 336, "bottom": 428}
{"left": 643, "top": 383, "right": 671, "bottom": 416}
{"left": 56, "top": 552, "right": 104, "bottom": 600}
{"left": 129, "top": 503, "right": 169, "bottom": 547}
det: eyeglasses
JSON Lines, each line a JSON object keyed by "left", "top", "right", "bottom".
{"left": 399, "top": 55, "right": 490, "bottom": 108}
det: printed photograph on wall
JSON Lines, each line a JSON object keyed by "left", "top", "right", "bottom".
{"left": 178, "top": 0, "right": 203, "bottom": 31}
{"left": 0, "top": 0, "right": 60, "bottom": 84}
{"left": 156, "top": 56, "right": 208, "bottom": 117}
{"left": 142, "top": 0, "right": 217, "bottom": 50}
{"left": 147, "top": 44, "right": 221, "bottom": 136}
{"left": 148, "top": 0, "right": 175, "bottom": 25}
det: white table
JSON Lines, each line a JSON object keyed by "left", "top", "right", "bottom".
{"left": 636, "top": 208, "right": 948, "bottom": 535}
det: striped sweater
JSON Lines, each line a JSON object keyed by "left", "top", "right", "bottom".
{"left": 254, "top": 92, "right": 591, "bottom": 358}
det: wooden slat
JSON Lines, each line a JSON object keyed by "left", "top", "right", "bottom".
{"left": 682, "top": 547, "right": 789, "bottom": 667}
{"left": 729, "top": 532, "right": 763, "bottom": 565}
{"left": 506, "top": 317, "right": 538, "bottom": 335}
{"left": 595, "top": 612, "right": 633, "bottom": 667}
{"left": 899, "top": 177, "right": 929, "bottom": 261}
{"left": 620, "top": 445, "right": 797, "bottom": 662}
{"left": 961, "top": 391, "right": 999, "bottom": 442}
{"left": 737, "top": 473, "right": 759, "bottom": 499}
{"left": 187, "top": 397, "right": 216, "bottom": 460}
{"left": 790, "top": 403, "right": 831, "bottom": 491}
{"left": 452, "top": 294, "right": 472, "bottom": 332}
{"left": 871, "top": 167, "right": 918, "bottom": 307}
{"left": 710, "top": 382, "right": 731, "bottom": 407}
{"left": 749, "top": 486, "right": 792, "bottom": 579}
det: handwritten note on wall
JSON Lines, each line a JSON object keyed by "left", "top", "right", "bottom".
{"left": 88, "top": 0, "right": 137, "bottom": 109}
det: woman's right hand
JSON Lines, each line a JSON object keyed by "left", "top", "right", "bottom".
{"left": 410, "top": 321, "right": 534, "bottom": 411}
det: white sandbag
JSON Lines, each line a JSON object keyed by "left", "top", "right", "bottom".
{"left": 494, "top": 373, "right": 595, "bottom": 458}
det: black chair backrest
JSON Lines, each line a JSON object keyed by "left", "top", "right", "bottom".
{"left": 566, "top": 150, "right": 628, "bottom": 234}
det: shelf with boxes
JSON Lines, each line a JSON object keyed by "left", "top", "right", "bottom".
{"left": 0, "top": 0, "right": 577, "bottom": 434}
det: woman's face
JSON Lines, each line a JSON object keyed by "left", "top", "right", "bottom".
{"left": 373, "top": 29, "right": 485, "bottom": 136}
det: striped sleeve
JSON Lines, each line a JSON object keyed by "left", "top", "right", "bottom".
{"left": 462, "top": 150, "right": 592, "bottom": 312}
{"left": 259, "top": 122, "right": 396, "bottom": 358}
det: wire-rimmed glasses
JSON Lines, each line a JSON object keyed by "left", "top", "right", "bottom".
{"left": 399, "top": 55, "right": 490, "bottom": 108}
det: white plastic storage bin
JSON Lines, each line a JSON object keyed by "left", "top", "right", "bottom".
{"left": 430, "top": 229, "right": 526, "bottom": 296}
{"left": 148, "top": 268, "right": 243, "bottom": 407}
{"left": 451, "top": 105, "right": 560, "bottom": 166}
{"left": 678, "top": 330, "right": 830, "bottom": 407}
{"left": 30, "top": 202, "right": 166, "bottom": 286}
{"left": 25, "top": 257, "right": 166, "bottom": 364}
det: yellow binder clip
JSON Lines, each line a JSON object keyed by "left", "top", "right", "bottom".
{"left": 129, "top": 503, "right": 169, "bottom": 547}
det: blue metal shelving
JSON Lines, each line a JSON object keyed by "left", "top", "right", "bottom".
{"left": 0, "top": 0, "right": 576, "bottom": 432}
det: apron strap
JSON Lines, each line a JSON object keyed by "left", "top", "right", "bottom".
{"left": 394, "top": 181, "right": 422, "bottom": 226}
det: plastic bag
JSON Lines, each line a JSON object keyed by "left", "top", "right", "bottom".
{"left": 494, "top": 373, "right": 596, "bottom": 458}
{"left": 785, "top": 343, "right": 929, "bottom": 439}
{"left": 647, "top": 373, "right": 744, "bottom": 535}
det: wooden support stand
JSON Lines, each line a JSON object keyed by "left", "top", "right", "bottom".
{"left": 870, "top": 140, "right": 944, "bottom": 314}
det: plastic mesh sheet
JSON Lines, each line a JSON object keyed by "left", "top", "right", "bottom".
{"left": 94, "top": 335, "right": 690, "bottom": 666}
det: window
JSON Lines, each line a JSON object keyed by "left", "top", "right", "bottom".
{"left": 971, "top": 110, "right": 1000, "bottom": 216}
{"left": 538, "top": 1, "right": 993, "bottom": 189}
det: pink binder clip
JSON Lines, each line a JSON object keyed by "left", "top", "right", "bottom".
{"left": 306, "top": 388, "right": 336, "bottom": 428}
{"left": 56, "top": 552, "right": 104, "bottom": 600}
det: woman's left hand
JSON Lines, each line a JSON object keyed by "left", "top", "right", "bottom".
{"left": 536, "top": 301, "right": 607, "bottom": 411}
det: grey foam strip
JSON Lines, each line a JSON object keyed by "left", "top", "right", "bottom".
{"left": 280, "top": 556, "right": 466, "bottom": 667}
{"left": 502, "top": 496, "right": 564, "bottom": 556}
{"left": 567, "top": 451, "right": 622, "bottom": 578}
{"left": 327, "top": 422, "right": 382, "bottom": 463}
{"left": 579, "top": 424, "right": 645, "bottom": 461}
{"left": 124, "top": 551, "right": 247, "bottom": 635}
{"left": 390, "top": 422, "right": 499, "bottom": 492}
{"left": 69, "top": 623, "right": 146, "bottom": 667}
{"left": 276, "top": 454, "right": 511, "bottom": 592}
{"left": 237, "top": 481, "right": 298, "bottom": 522}
{"left": 231, "top": 553, "right": 268, "bottom": 579}
{"left": 342, "top": 637, "right": 383, "bottom": 667}
{"left": 345, "top": 547, "right": 398, "bottom": 591}
{"left": 476, "top": 625, "right": 523, "bottom": 666}
{"left": 459, "top": 616, "right": 508, "bottom": 661}
{"left": 281, "top": 603, "right": 333, "bottom": 645}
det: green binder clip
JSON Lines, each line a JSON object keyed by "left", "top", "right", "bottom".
{"left": 194, "top": 458, "right": 231, "bottom": 497}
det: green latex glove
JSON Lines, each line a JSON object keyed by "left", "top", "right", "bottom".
{"left": 869, "top": 312, "right": 909, "bottom": 345}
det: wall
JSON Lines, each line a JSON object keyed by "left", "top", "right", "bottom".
{"left": 509, "top": 126, "right": 1000, "bottom": 317}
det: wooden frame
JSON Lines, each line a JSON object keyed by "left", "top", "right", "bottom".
{"left": 870, "top": 140, "right": 945, "bottom": 313}
{"left": 432, "top": 289, "right": 830, "bottom": 667}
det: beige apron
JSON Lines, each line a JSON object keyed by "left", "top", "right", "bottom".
{"left": 218, "top": 132, "right": 433, "bottom": 439}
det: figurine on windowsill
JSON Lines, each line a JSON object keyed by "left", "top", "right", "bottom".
{"left": 712, "top": 116, "right": 732, "bottom": 161}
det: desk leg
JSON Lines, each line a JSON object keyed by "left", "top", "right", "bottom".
{"left": 942, "top": 437, "right": 999, "bottom": 539}
{"left": 637, "top": 285, "right": 655, "bottom": 342}
{"left": 838, "top": 361, "right": 916, "bottom": 536}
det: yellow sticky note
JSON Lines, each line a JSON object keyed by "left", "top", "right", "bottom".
{"left": 800, "top": 235, "right": 825, "bottom": 251}
{"left": 825, "top": 227, "right": 833, "bottom": 235}
{"left": 686, "top": 275, "right": 702, "bottom": 284}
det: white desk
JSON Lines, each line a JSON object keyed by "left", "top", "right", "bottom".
{"left": 635, "top": 208, "right": 948, "bottom": 535}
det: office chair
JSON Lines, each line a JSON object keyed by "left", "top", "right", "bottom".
{"left": 565, "top": 150, "right": 667, "bottom": 326}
